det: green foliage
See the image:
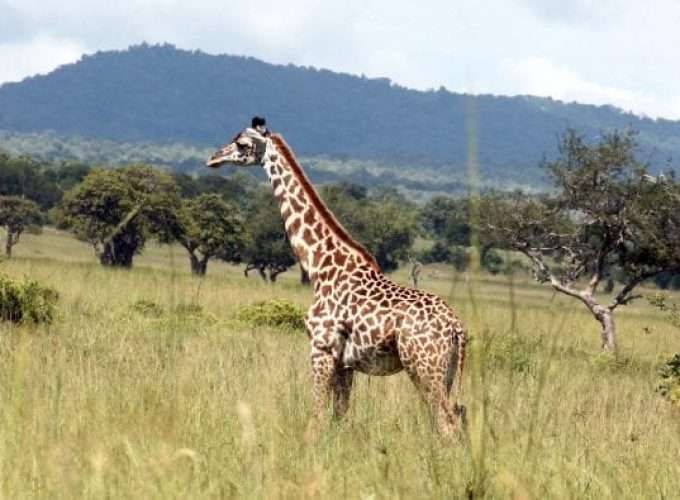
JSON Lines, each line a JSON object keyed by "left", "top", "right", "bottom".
{"left": 481, "top": 248, "right": 504, "bottom": 275}
{"left": 0, "top": 150, "right": 91, "bottom": 209}
{"left": 241, "top": 189, "right": 297, "bottom": 282}
{"left": 420, "top": 242, "right": 470, "bottom": 271}
{"left": 648, "top": 293, "right": 680, "bottom": 328}
{"left": 173, "top": 193, "right": 246, "bottom": 275}
{"left": 420, "top": 196, "right": 470, "bottom": 245}
{"left": 654, "top": 271, "right": 680, "bottom": 290}
{"left": 56, "top": 165, "right": 181, "bottom": 267}
{"left": 656, "top": 354, "right": 680, "bottom": 406}
{"left": 321, "top": 184, "right": 419, "bottom": 272}
{"left": 236, "top": 299, "right": 305, "bottom": 332}
{"left": 0, "top": 273, "right": 58, "bottom": 324}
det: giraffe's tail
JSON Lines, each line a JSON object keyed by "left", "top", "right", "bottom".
{"left": 446, "top": 322, "right": 467, "bottom": 404}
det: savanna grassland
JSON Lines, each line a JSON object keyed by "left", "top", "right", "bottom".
{"left": 1, "top": 228, "right": 679, "bottom": 499}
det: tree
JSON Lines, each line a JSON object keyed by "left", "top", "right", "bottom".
{"left": 420, "top": 196, "right": 471, "bottom": 245}
{"left": 0, "top": 196, "right": 44, "bottom": 257}
{"left": 479, "top": 130, "right": 680, "bottom": 352}
{"left": 172, "top": 194, "right": 245, "bottom": 275}
{"left": 241, "top": 189, "right": 296, "bottom": 282}
{"left": 57, "top": 165, "right": 181, "bottom": 267}
{"left": 0, "top": 153, "right": 61, "bottom": 209}
{"left": 359, "top": 200, "right": 419, "bottom": 272}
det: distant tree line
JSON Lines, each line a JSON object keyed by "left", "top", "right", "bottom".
{"left": 0, "top": 151, "right": 425, "bottom": 278}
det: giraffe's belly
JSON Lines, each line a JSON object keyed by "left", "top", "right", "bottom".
{"left": 342, "top": 340, "right": 403, "bottom": 376}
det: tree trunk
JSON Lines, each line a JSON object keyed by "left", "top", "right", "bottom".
{"left": 5, "top": 233, "right": 13, "bottom": 258}
{"left": 189, "top": 253, "right": 209, "bottom": 276}
{"left": 596, "top": 307, "right": 617, "bottom": 353}
{"left": 587, "top": 302, "right": 618, "bottom": 353}
{"left": 98, "top": 240, "right": 135, "bottom": 268}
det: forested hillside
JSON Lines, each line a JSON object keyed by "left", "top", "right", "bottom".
{"left": 1, "top": 43, "right": 679, "bottom": 188}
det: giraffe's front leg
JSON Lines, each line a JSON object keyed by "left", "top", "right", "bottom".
{"left": 308, "top": 318, "right": 353, "bottom": 418}
{"left": 309, "top": 333, "right": 353, "bottom": 420}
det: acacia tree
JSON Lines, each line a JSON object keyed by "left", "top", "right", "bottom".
{"left": 172, "top": 193, "right": 246, "bottom": 275}
{"left": 0, "top": 196, "right": 44, "bottom": 257}
{"left": 479, "top": 130, "right": 680, "bottom": 352}
{"left": 57, "top": 165, "right": 180, "bottom": 267}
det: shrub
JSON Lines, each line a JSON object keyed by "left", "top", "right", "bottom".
{"left": 236, "top": 299, "right": 305, "bottom": 332}
{"left": 657, "top": 353, "right": 680, "bottom": 406}
{"left": 130, "top": 299, "right": 164, "bottom": 318}
{"left": 174, "top": 303, "right": 203, "bottom": 317}
{"left": 0, "top": 274, "right": 58, "bottom": 324}
{"left": 648, "top": 293, "right": 680, "bottom": 328}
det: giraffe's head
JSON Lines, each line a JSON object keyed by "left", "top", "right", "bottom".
{"left": 206, "top": 116, "right": 270, "bottom": 168}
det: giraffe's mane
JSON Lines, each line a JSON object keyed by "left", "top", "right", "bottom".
{"left": 270, "top": 133, "right": 380, "bottom": 272}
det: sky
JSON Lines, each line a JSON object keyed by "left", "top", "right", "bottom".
{"left": 2, "top": 0, "right": 680, "bottom": 120}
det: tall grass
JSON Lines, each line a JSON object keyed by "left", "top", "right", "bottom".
{"left": 0, "top": 230, "right": 678, "bottom": 498}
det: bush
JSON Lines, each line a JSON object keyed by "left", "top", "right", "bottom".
{"left": 236, "top": 299, "right": 305, "bottom": 331}
{"left": 648, "top": 293, "right": 680, "bottom": 328}
{"left": 174, "top": 303, "right": 203, "bottom": 317}
{"left": 0, "top": 274, "right": 58, "bottom": 324}
{"left": 130, "top": 299, "right": 164, "bottom": 318}
{"left": 657, "top": 353, "right": 680, "bottom": 406}
{"left": 420, "top": 242, "right": 469, "bottom": 271}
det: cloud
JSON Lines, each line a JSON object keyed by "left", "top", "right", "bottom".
{"left": 503, "top": 57, "right": 680, "bottom": 120}
{"left": 0, "top": 35, "right": 85, "bottom": 84}
{"left": 515, "top": 0, "right": 622, "bottom": 25}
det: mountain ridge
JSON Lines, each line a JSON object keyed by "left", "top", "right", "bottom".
{"left": 1, "top": 43, "right": 678, "bottom": 186}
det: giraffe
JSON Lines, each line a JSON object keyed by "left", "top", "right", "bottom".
{"left": 207, "top": 118, "right": 467, "bottom": 437}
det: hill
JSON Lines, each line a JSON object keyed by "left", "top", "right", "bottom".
{"left": 1, "top": 43, "right": 679, "bottom": 189}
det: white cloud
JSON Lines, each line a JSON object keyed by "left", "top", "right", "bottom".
{"left": 0, "top": 35, "right": 85, "bottom": 84}
{"left": 503, "top": 57, "right": 680, "bottom": 120}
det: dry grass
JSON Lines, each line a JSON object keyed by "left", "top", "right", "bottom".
{"left": 1, "top": 230, "right": 679, "bottom": 499}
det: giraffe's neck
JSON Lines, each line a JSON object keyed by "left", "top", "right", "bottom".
{"left": 260, "top": 134, "right": 379, "bottom": 283}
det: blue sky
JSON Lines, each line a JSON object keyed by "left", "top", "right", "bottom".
{"left": 2, "top": 0, "right": 679, "bottom": 119}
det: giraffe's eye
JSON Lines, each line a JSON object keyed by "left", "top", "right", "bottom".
{"left": 236, "top": 141, "right": 249, "bottom": 150}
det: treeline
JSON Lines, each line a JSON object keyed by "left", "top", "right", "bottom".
{"left": 0, "top": 150, "right": 456, "bottom": 278}
{"left": 2, "top": 132, "right": 680, "bottom": 295}
{"left": 0, "top": 148, "right": 508, "bottom": 279}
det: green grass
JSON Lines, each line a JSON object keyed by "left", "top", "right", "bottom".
{"left": 1, "top": 230, "right": 679, "bottom": 499}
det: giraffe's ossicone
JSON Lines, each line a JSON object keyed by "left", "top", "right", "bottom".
{"left": 207, "top": 118, "right": 467, "bottom": 438}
